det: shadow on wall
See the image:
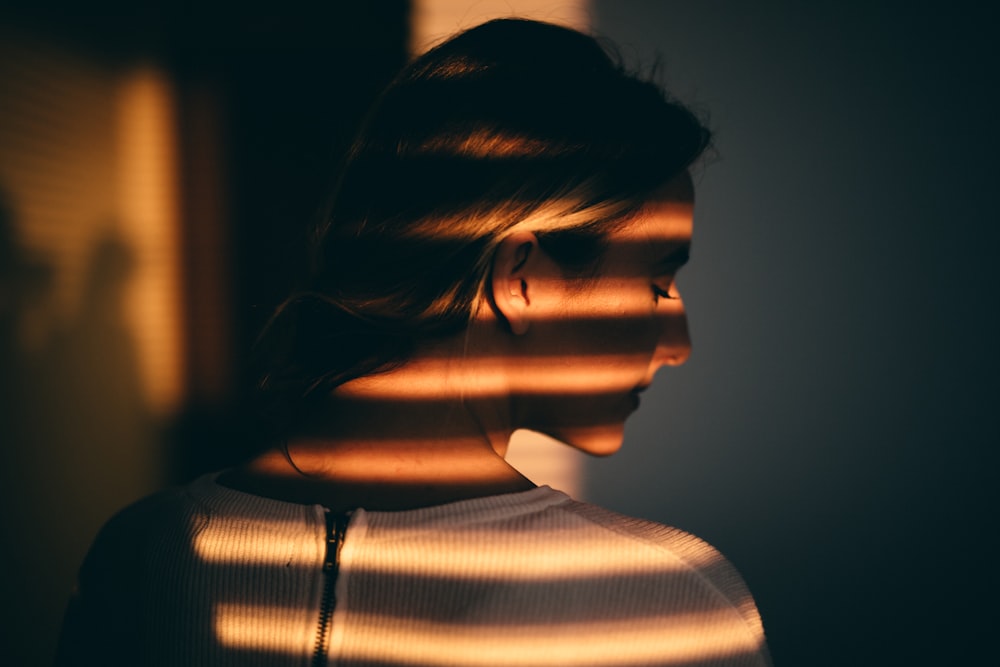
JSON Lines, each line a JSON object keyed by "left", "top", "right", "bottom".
{"left": 0, "top": 189, "right": 159, "bottom": 666}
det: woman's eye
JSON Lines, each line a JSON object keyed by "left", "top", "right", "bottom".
{"left": 652, "top": 284, "right": 674, "bottom": 302}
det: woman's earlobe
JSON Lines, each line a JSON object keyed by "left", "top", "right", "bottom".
{"left": 507, "top": 277, "right": 530, "bottom": 334}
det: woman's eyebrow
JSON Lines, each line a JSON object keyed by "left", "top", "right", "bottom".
{"left": 653, "top": 245, "right": 691, "bottom": 271}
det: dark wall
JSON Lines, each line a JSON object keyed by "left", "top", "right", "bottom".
{"left": 586, "top": 2, "right": 998, "bottom": 665}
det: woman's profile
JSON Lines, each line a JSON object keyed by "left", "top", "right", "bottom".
{"left": 57, "top": 18, "right": 771, "bottom": 667}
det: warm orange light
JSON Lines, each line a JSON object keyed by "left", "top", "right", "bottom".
{"left": 337, "top": 611, "right": 763, "bottom": 666}
{"left": 337, "top": 353, "right": 668, "bottom": 399}
{"left": 215, "top": 603, "right": 763, "bottom": 665}
{"left": 341, "top": 523, "right": 725, "bottom": 582}
{"left": 410, "top": 0, "right": 590, "bottom": 56}
{"left": 192, "top": 520, "right": 317, "bottom": 566}
{"left": 195, "top": 515, "right": 723, "bottom": 578}
{"left": 405, "top": 197, "right": 695, "bottom": 245}
{"left": 116, "top": 65, "right": 185, "bottom": 414}
{"left": 214, "top": 602, "right": 314, "bottom": 655}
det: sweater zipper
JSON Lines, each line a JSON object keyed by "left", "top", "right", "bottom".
{"left": 312, "top": 510, "right": 350, "bottom": 667}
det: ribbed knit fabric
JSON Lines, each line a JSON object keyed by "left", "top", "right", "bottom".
{"left": 56, "top": 474, "right": 771, "bottom": 667}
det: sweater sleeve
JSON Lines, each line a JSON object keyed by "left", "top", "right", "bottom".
{"left": 563, "top": 500, "right": 772, "bottom": 667}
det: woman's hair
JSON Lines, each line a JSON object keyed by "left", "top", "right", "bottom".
{"left": 256, "top": 18, "right": 710, "bottom": 436}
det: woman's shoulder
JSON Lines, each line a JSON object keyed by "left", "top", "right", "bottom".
{"left": 85, "top": 474, "right": 215, "bottom": 543}
{"left": 55, "top": 481, "right": 209, "bottom": 664}
{"left": 58, "top": 474, "right": 329, "bottom": 663}
{"left": 348, "top": 488, "right": 771, "bottom": 666}
{"left": 551, "top": 497, "right": 769, "bottom": 645}
{"left": 361, "top": 487, "right": 763, "bottom": 624}
{"left": 84, "top": 472, "right": 326, "bottom": 563}
{"left": 558, "top": 497, "right": 748, "bottom": 576}
{"left": 81, "top": 481, "right": 201, "bottom": 565}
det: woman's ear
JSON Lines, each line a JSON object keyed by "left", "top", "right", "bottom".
{"left": 491, "top": 231, "right": 539, "bottom": 335}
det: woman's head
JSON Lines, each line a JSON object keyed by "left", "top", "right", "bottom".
{"left": 258, "top": 18, "right": 710, "bottom": 437}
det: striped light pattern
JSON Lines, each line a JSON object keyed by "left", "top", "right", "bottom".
{"left": 408, "top": 0, "right": 593, "bottom": 498}
{"left": 216, "top": 605, "right": 762, "bottom": 666}
{"left": 168, "top": 476, "right": 769, "bottom": 666}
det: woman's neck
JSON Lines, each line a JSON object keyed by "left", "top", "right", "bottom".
{"left": 221, "top": 445, "right": 535, "bottom": 513}
{"left": 221, "top": 350, "right": 535, "bottom": 512}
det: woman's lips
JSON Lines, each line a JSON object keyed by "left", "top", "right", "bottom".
{"left": 629, "top": 387, "right": 647, "bottom": 410}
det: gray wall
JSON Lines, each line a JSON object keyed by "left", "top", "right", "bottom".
{"left": 584, "top": 2, "right": 997, "bottom": 664}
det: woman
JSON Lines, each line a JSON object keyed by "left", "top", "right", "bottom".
{"left": 57, "top": 18, "right": 771, "bottom": 667}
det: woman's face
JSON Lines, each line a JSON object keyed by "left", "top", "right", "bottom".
{"left": 513, "top": 173, "right": 695, "bottom": 455}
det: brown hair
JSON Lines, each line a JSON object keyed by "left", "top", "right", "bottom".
{"left": 256, "top": 18, "right": 711, "bottom": 436}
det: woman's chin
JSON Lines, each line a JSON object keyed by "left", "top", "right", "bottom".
{"left": 550, "top": 424, "right": 626, "bottom": 457}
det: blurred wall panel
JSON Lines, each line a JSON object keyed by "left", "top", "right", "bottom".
{"left": 116, "top": 66, "right": 185, "bottom": 415}
{"left": 179, "top": 84, "right": 231, "bottom": 407}
{"left": 0, "top": 32, "right": 118, "bottom": 330}
{"left": 411, "top": 0, "right": 589, "bottom": 53}
{"left": 0, "top": 28, "right": 163, "bottom": 667}
{"left": 1, "top": 3, "right": 412, "bottom": 663}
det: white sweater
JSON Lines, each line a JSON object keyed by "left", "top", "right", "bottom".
{"left": 57, "top": 474, "right": 771, "bottom": 667}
